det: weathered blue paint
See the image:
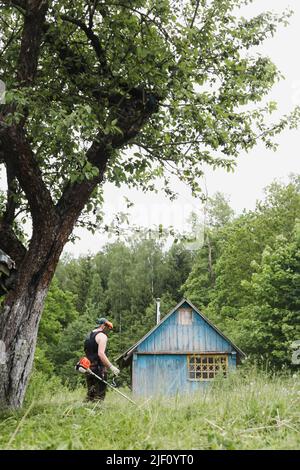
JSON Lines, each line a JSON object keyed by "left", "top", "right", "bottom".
{"left": 139, "top": 306, "right": 233, "bottom": 354}
{"left": 118, "top": 299, "right": 245, "bottom": 397}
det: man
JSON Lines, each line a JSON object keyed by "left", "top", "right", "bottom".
{"left": 84, "top": 317, "right": 120, "bottom": 401}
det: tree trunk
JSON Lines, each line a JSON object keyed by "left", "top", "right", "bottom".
{"left": 0, "top": 222, "right": 71, "bottom": 408}
{"left": 0, "top": 282, "right": 49, "bottom": 408}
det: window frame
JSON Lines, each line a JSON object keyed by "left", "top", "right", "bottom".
{"left": 187, "top": 354, "right": 228, "bottom": 381}
{"left": 178, "top": 307, "right": 193, "bottom": 325}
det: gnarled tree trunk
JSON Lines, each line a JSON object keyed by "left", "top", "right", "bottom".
{"left": 0, "top": 222, "right": 68, "bottom": 408}
{"left": 0, "top": 281, "right": 50, "bottom": 408}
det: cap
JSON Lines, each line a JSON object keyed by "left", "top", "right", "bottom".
{"left": 96, "top": 317, "right": 113, "bottom": 329}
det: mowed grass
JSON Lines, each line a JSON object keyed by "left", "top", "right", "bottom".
{"left": 0, "top": 368, "right": 299, "bottom": 450}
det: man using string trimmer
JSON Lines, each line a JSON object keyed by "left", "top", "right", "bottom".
{"left": 79, "top": 317, "right": 120, "bottom": 401}
{"left": 76, "top": 356, "right": 136, "bottom": 405}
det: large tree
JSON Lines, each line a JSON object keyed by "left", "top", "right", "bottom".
{"left": 0, "top": 0, "right": 298, "bottom": 408}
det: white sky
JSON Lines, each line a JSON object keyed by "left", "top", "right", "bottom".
{"left": 1, "top": 0, "right": 300, "bottom": 256}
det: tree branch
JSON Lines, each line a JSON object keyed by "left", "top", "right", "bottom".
{"left": 60, "top": 14, "right": 111, "bottom": 76}
{"left": 0, "top": 0, "right": 25, "bottom": 10}
{"left": 87, "top": 0, "right": 99, "bottom": 30}
{"left": 16, "top": 0, "right": 49, "bottom": 86}
{"left": 43, "top": 26, "right": 108, "bottom": 102}
{"left": 0, "top": 0, "right": 56, "bottom": 229}
{"left": 113, "top": 2, "right": 171, "bottom": 41}
{"left": 131, "top": 139, "right": 204, "bottom": 150}
{"left": 0, "top": 127, "right": 57, "bottom": 229}
{"left": 44, "top": 24, "right": 163, "bottom": 107}
{"left": 56, "top": 139, "right": 108, "bottom": 221}
{"left": 0, "top": 222, "right": 27, "bottom": 267}
{"left": 46, "top": 17, "right": 162, "bottom": 222}
{"left": 56, "top": 89, "right": 160, "bottom": 222}
{"left": 2, "top": 161, "right": 18, "bottom": 226}
{"left": 0, "top": 27, "right": 22, "bottom": 59}
{"left": 190, "top": 0, "right": 200, "bottom": 29}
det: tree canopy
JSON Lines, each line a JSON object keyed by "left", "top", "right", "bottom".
{"left": 1, "top": 0, "right": 298, "bottom": 248}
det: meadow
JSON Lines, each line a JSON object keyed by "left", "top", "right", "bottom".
{"left": 0, "top": 367, "right": 299, "bottom": 450}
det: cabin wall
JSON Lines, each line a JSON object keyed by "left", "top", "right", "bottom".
{"left": 138, "top": 306, "right": 233, "bottom": 354}
{"left": 132, "top": 352, "right": 237, "bottom": 397}
{"left": 127, "top": 301, "right": 241, "bottom": 397}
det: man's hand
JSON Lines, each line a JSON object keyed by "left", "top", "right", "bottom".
{"left": 109, "top": 364, "right": 120, "bottom": 376}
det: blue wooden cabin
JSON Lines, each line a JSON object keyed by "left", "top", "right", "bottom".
{"left": 117, "top": 299, "right": 245, "bottom": 397}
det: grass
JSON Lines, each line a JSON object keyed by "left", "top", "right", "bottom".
{"left": 0, "top": 367, "right": 299, "bottom": 450}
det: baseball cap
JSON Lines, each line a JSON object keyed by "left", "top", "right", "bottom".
{"left": 96, "top": 317, "right": 113, "bottom": 329}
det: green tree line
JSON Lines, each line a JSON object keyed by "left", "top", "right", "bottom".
{"left": 35, "top": 176, "right": 300, "bottom": 386}
{"left": 184, "top": 175, "right": 300, "bottom": 368}
{"left": 36, "top": 234, "right": 194, "bottom": 386}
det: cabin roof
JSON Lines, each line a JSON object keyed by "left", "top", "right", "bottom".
{"left": 116, "top": 298, "right": 246, "bottom": 364}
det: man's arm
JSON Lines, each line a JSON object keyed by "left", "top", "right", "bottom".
{"left": 95, "top": 332, "right": 120, "bottom": 375}
{"left": 95, "top": 333, "right": 111, "bottom": 368}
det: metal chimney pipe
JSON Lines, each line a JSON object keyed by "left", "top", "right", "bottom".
{"left": 156, "top": 298, "right": 161, "bottom": 324}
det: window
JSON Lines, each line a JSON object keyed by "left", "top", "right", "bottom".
{"left": 178, "top": 307, "right": 193, "bottom": 325}
{"left": 187, "top": 354, "right": 228, "bottom": 380}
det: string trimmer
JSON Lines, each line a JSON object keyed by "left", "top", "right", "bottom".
{"left": 76, "top": 357, "right": 137, "bottom": 405}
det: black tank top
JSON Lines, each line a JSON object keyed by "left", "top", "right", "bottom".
{"left": 84, "top": 330, "right": 107, "bottom": 364}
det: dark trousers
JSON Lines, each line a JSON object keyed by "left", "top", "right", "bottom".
{"left": 86, "top": 363, "right": 107, "bottom": 401}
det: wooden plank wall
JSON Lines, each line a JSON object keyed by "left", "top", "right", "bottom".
{"left": 138, "top": 308, "right": 233, "bottom": 354}
{"left": 132, "top": 353, "right": 236, "bottom": 397}
{"left": 132, "top": 305, "right": 237, "bottom": 396}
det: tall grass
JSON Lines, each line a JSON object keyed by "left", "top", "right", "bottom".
{"left": 0, "top": 367, "right": 299, "bottom": 450}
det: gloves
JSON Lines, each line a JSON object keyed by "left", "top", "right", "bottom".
{"left": 109, "top": 364, "right": 120, "bottom": 376}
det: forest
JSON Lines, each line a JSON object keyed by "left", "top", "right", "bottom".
{"left": 34, "top": 176, "right": 300, "bottom": 388}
